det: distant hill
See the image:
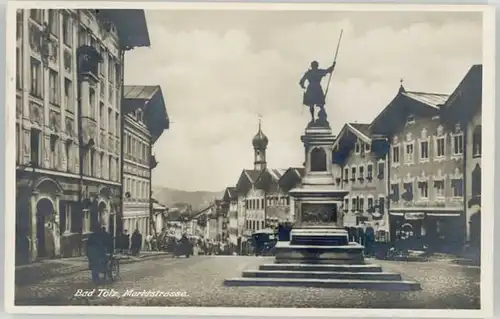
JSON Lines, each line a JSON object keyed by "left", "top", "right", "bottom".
{"left": 152, "top": 186, "right": 224, "bottom": 214}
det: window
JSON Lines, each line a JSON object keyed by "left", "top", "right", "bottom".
{"left": 99, "top": 102, "right": 105, "bottom": 129}
{"left": 451, "top": 179, "right": 463, "bottom": 197}
{"left": 89, "top": 88, "right": 96, "bottom": 118}
{"left": 30, "top": 58, "right": 42, "bottom": 98}
{"left": 344, "top": 198, "right": 349, "bottom": 211}
{"left": 405, "top": 143, "right": 414, "bottom": 163}
{"left": 90, "top": 149, "right": 95, "bottom": 177}
{"left": 377, "top": 162, "right": 384, "bottom": 179}
{"left": 108, "top": 83, "right": 113, "bottom": 103}
{"left": 420, "top": 141, "right": 429, "bottom": 160}
{"left": 65, "top": 141, "right": 71, "bottom": 172}
{"left": 407, "top": 114, "right": 415, "bottom": 124}
{"left": 453, "top": 134, "right": 464, "bottom": 155}
{"left": 367, "top": 164, "right": 373, "bottom": 180}
{"left": 108, "top": 55, "right": 114, "bottom": 82}
{"left": 30, "top": 9, "right": 43, "bottom": 24}
{"left": 390, "top": 184, "right": 399, "bottom": 202}
{"left": 436, "top": 137, "right": 445, "bottom": 157}
{"left": 64, "top": 79, "right": 72, "bottom": 111}
{"left": 136, "top": 109, "right": 143, "bottom": 122}
{"left": 99, "top": 153, "right": 104, "bottom": 178}
{"left": 359, "top": 197, "right": 364, "bottom": 211}
{"left": 99, "top": 47, "right": 105, "bottom": 76}
{"left": 108, "top": 108, "right": 113, "bottom": 130}
{"left": 434, "top": 180, "right": 445, "bottom": 199}
{"left": 473, "top": 125, "right": 482, "bottom": 157}
{"left": 392, "top": 146, "right": 399, "bottom": 163}
{"left": 115, "top": 62, "right": 121, "bottom": 84}
{"left": 355, "top": 143, "right": 360, "bottom": 154}
{"left": 78, "top": 26, "right": 88, "bottom": 46}
{"left": 378, "top": 197, "right": 385, "bottom": 214}
{"left": 48, "top": 9, "right": 59, "bottom": 36}
{"left": 418, "top": 181, "right": 428, "bottom": 199}
{"left": 359, "top": 166, "right": 364, "bottom": 179}
{"left": 64, "top": 204, "right": 72, "bottom": 233}
{"left": 30, "top": 129, "right": 40, "bottom": 165}
{"left": 49, "top": 70, "right": 59, "bottom": 105}
{"left": 365, "top": 143, "right": 371, "bottom": 152}
{"left": 63, "top": 50, "right": 72, "bottom": 72}
{"left": 115, "top": 113, "right": 120, "bottom": 136}
{"left": 83, "top": 210, "right": 91, "bottom": 233}
{"left": 351, "top": 198, "right": 356, "bottom": 212}
{"left": 16, "top": 47, "right": 22, "bottom": 90}
{"left": 368, "top": 198, "right": 374, "bottom": 210}
{"left": 62, "top": 11, "right": 72, "bottom": 46}
{"left": 351, "top": 167, "right": 356, "bottom": 181}
{"left": 343, "top": 168, "right": 349, "bottom": 181}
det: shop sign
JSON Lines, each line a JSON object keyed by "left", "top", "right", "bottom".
{"left": 405, "top": 212, "right": 425, "bottom": 220}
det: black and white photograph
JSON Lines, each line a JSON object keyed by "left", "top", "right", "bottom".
{"left": 5, "top": 2, "right": 495, "bottom": 317}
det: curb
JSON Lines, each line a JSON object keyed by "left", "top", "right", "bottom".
{"left": 15, "top": 253, "right": 170, "bottom": 286}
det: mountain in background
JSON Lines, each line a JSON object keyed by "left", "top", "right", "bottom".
{"left": 152, "top": 186, "right": 224, "bottom": 214}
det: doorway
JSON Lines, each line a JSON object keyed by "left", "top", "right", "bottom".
{"left": 36, "top": 198, "right": 54, "bottom": 258}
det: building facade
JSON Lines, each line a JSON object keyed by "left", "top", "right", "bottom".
{"left": 15, "top": 9, "right": 149, "bottom": 264}
{"left": 440, "top": 65, "right": 482, "bottom": 251}
{"left": 222, "top": 187, "right": 238, "bottom": 245}
{"left": 122, "top": 85, "right": 168, "bottom": 249}
{"left": 254, "top": 168, "right": 291, "bottom": 229}
{"left": 370, "top": 83, "right": 474, "bottom": 252}
{"left": 332, "top": 123, "right": 390, "bottom": 236}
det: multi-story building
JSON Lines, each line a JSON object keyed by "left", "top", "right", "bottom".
{"left": 369, "top": 81, "right": 475, "bottom": 252}
{"left": 222, "top": 187, "right": 238, "bottom": 245}
{"left": 332, "top": 123, "right": 390, "bottom": 235}
{"left": 152, "top": 201, "right": 167, "bottom": 237}
{"left": 440, "top": 65, "right": 482, "bottom": 250}
{"left": 15, "top": 9, "right": 149, "bottom": 264}
{"left": 253, "top": 168, "right": 291, "bottom": 228}
{"left": 235, "top": 121, "right": 269, "bottom": 240}
{"left": 277, "top": 167, "right": 305, "bottom": 221}
{"left": 122, "top": 85, "right": 169, "bottom": 249}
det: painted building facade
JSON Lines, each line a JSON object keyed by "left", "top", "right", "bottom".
{"left": 332, "top": 123, "right": 390, "bottom": 234}
{"left": 222, "top": 187, "right": 238, "bottom": 245}
{"left": 370, "top": 82, "right": 474, "bottom": 252}
{"left": 15, "top": 9, "right": 149, "bottom": 264}
{"left": 122, "top": 85, "right": 168, "bottom": 249}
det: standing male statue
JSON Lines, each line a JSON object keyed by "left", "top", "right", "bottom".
{"left": 299, "top": 61, "right": 336, "bottom": 123}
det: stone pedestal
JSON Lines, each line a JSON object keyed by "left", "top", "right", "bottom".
{"left": 225, "top": 120, "right": 420, "bottom": 291}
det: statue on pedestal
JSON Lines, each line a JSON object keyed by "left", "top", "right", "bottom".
{"left": 299, "top": 60, "right": 336, "bottom": 125}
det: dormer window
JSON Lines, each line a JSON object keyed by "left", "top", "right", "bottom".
{"left": 136, "top": 109, "right": 143, "bottom": 122}
{"left": 406, "top": 114, "right": 415, "bottom": 125}
{"left": 355, "top": 143, "right": 360, "bottom": 154}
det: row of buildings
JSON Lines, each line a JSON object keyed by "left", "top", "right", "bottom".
{"left": 15, "top": 9, "right": 169, "bottom": 264}
{"left": 192, "top": 65, "right": 481, "bottom": 254}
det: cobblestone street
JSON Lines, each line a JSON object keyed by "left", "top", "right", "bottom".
{"left": 15, "top": 256, "right": 480, "bottom": 309}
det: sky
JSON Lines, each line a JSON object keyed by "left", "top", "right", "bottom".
{"left": 124, "top": 9, "right": 483, "bottom": 192}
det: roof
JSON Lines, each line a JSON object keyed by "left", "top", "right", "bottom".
{"left": 222, "top": 187, "right": 238, "bottom": 201}
{"left": 277, "top": 167, "right": 305, "bottom": 189}
{"left": 348, "top": 123, "right": 371, "bottom": 139}
{"left": 441, "top": 64, "right": 482, "bottom": 119}
{"left": 244, "top": 169, "right": 261, "bottom": 183}
{"left": 123, "top": 85, "right": 169, "bottom": 143}
{"left": 192, "top": 205, "right": 214, "bottom": 219}
{"left": 96, "top": 9, "right": 151, "bottom": 49}
{"left": 369, "top": 85, "right": 449, "bottom": 135}
{"left": 124, "top": 85, "right": 159, "bottom": 100}
{"left": 152, "top": 202, "right": 166, "bottom": 210}
{"left": 268, "top": 168, "right": 288, "bottom": 181}
{"left": 401, "top": 91, "right": 449, "bottom": 109}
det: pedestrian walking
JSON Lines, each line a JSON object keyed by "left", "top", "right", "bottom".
{"left": 86, "top": 224, "right": 106, "bottom": 284}
{"left": 131, "top": 229, "right": 142, "bottom": 256}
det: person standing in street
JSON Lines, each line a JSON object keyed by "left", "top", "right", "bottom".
{"left": 131, "top": 229, "right": 143, "bottom": 256}
{"left": 145, "top": 233, "right": 153, "bottom": 251}
{"left": 86, "top": 225, "right": 106, "bottom": 284}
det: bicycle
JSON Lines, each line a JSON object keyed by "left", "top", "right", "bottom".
{"left": 102, "top": 253, "right": 120, "bottom": 282}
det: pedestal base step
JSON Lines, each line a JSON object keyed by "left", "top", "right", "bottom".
{"left": 224, "top": 277, "right": 421, "bottom": 291}
{"left": 260, "top": 263, "right": 383, "bottom": 272}
{"left": 242, "top": 270, "right": 402, "bottom": 281}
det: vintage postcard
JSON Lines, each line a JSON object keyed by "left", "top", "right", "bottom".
{"left": 4, "top": 1, "right": 495, "bottom": 317}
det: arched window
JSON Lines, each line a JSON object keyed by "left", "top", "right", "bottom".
{"left": 310, "top": 147, "right": 327, "bottom": 172}
{"left": 473, "top": 125, "right": 481, "bottom": 157}
{"left": 136, "top": 109, "right": 143, "bottom": 122}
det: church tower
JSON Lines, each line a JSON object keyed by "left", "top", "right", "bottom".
{"left": 252, "top": 119, "right": 268, "bottom": 171}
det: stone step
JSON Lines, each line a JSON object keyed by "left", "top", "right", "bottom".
{"left": 242, "top": 270, "right": 402, "bottom": 281}
{"left": 224, "top": 277, "right": 421, "bottom": 291}
{"left": 260, "top": 263, "right": 383, "bottom": 272}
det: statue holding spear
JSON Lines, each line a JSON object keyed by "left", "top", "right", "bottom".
{"left": 299, "top": 30, "right": 344, "bottom": 125}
